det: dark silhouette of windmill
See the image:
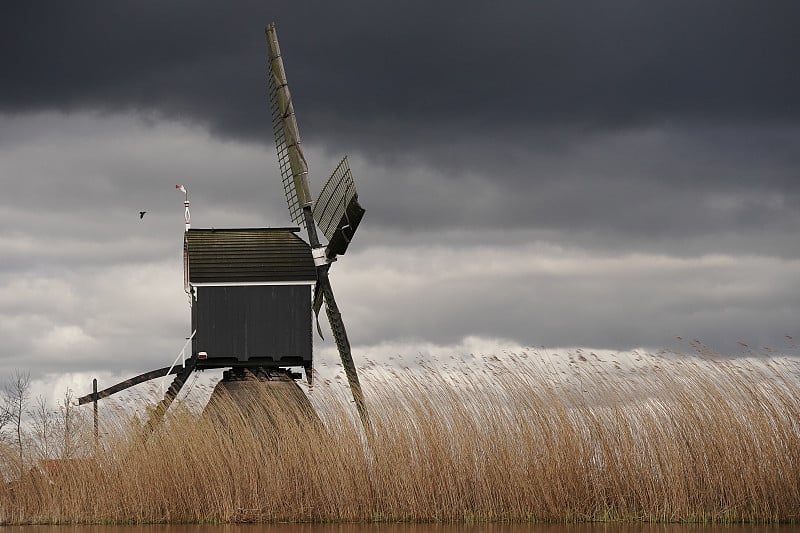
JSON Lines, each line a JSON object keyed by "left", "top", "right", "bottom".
{"left": 79, "top": 22, "right": 369, "bottom": 432}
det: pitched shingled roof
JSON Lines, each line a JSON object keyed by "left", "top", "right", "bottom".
{"left": 185, "top": 228, "right": 316, "bottom": 283}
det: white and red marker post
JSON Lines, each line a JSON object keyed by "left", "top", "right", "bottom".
{"left": 176, "top": 184, "right": 190, "bottom": 231}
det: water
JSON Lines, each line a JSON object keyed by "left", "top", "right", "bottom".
{"left": 1, "top": 524, "right": 797, "bottom": 533}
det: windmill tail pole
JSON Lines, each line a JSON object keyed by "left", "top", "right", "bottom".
{"left": 143, "top": 354, "right": 199, "bottom": 437}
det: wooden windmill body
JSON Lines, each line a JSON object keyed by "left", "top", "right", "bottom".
{"left": 79, "top": 23, "right": 369, "bottom": 432}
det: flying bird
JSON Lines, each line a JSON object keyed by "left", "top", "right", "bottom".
{"left": 139, "top": 211, "right": 147, "bottom": 219}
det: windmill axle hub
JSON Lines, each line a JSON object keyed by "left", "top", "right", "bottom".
{"left": 311, "top": 246, "right": 329, "bottom": 266}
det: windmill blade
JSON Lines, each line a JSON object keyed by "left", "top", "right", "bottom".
{"left": 310, "top": 264, "right": 370, "bottom": 429}
{"left": 317, "top": 269, "right": 369, "bottom": 428}
{"left": 266, "top": 23, "right": 313, "bottom": 229}
{"left": 313, "top": 156, "right": 366, "bottom": 257}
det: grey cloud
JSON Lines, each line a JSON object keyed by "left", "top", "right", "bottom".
{"left": 2, "top": 2, "right": 799, "bottom": 146}
{"left": 0, "top": 111, "right": 797, "bottom": 393}
{"left": 0, "top": 263, "right": 188, "bottom": 378}
{"left": 348, "top": 124, "right": 800, "bottom": 257}
{"left": 333, "top": 246, "right": 800, "bottom": 354}
{"left": 0, "top": 113, "right": 288, "bottom": 276}
{"left": 2, "top": 0, "right": 800, "bottom": 389}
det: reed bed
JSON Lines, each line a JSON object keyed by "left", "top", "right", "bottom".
{"left": 1, "top": 351, "right": 799, "bottom": 524}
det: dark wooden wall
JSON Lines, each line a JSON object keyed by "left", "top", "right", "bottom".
{"left": 192, "top": 285, "right": 312, "bottom": 366}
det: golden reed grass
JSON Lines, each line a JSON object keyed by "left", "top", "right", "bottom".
{"left": 0, "top": 351, "right": 799, "bottom": 524}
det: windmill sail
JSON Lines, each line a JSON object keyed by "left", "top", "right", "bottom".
{"left": 267, "top": 23, "right": 313, "bottom": 229}
{"left": 313, "top": 156, "right": 365, "bottom": 257}
{"left": 266, "top": 23, "right": 370, "bottom": 431}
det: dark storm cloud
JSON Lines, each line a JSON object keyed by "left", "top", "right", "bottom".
{"left": 348, "top": 124, "right": 800, "bottom": 258}
{"left": 3, "top": 1, "right": 799, "bottom": 145}
{"left": 4, "top": 1, "right": 799, "bottom": 247}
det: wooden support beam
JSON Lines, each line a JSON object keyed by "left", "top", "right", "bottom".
{"left": 78, "top": 366, "right": 179, "bottom": 405}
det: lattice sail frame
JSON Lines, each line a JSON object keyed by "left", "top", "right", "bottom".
{"left": 267, "top": 24, "right": 312, "bottom": 229}
{"left": 269, "top": 79, "right": 303, "bottom": 227}
{"left": 313, "top": 156, "right": 358, "bottom": 240}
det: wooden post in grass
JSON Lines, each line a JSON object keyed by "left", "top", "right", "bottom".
{"left": 93, "top": 378, "right": 98, "bottom": 444}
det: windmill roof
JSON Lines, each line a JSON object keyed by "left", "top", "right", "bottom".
{"left": 185, "top": 228, "right": 316, "bottom": 283}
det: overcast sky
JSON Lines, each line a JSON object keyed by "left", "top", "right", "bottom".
{"left": 2, "top": 1, "right": 799, "bottom": 405}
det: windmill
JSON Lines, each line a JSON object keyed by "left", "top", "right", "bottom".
{"left": 78, "top": 23, "right": 369, "bottom": 431}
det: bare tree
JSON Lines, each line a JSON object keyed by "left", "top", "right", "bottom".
{"left": 0, "top": 394, "right": 11, "bottom": 434}
{"left": 3, "top": 370, "right": 31, "bottom": 462}
{"left": 58, "top": 389, "right": 78, "bottom": 459}
{"left": 28, "top": 395, "right": 56, "bottom": 460}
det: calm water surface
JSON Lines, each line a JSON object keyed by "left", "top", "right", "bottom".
{"left": 2, "top": 525, "right": 798, "bottom": 533}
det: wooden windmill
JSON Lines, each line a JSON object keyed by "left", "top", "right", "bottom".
{"left": 79, "top": 23, "right": 369, "bottom": 430}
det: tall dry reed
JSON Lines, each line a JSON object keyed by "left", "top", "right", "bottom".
{"left": 1, "top": 351, "right": 799, "bottom": 524}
